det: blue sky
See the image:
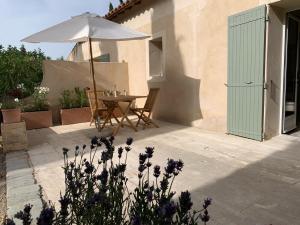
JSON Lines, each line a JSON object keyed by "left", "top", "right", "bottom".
{"left": 0, "top": 0, "right": 120, "bottom": 59}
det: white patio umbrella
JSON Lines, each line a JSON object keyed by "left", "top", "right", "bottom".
{"left": 22, "top": 12, "right": 150, "bottom": 111}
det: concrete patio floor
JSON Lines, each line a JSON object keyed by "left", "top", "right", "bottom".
{"left": 7, "top": 120, "right": 300, "bottom": 225}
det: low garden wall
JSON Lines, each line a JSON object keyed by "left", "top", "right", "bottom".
{"left": 41, "top": 60, "right": 129, "bottom": 124}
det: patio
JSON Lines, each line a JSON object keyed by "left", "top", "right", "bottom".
{"left": 5, "top": 120, "right": 300, "bottom": 225}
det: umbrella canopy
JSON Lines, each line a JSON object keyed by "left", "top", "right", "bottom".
{"left": 21, "top": 12, "right": 150, "bottom": 129}
{"left": 22, "top": 12, "right": 149, "bottom": 43}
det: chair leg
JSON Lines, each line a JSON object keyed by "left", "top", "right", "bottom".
{"left": 147, "top": 112, "right": 159, "bottom": 128}
{"left": 139, "top": 112, "right": 159, "bottom": 129}
{"left": 136, "top": 110, "right": 144, "bottom": 127}
{"left": 113, "top": 114, "right": 123, "bottom": 127}
{"left": 95, "top": 117, "right": 100, "bottom": 130}
{"left": 151, "top": 119, "right": 159, "bottom": 128}
{"left": 90, "top": 117, "right": 95, "bottom": 126}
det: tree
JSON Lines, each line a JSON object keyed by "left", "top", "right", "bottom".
{"left": 0, "top": 45, "right": 50, "bottom": 98}
{"left": 109, "top": 2, "right": 114, "bottom": 11}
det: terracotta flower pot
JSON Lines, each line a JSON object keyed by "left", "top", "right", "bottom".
{"left": 21, "top": 110, "right": 53, "bottom": 130}
{"left": 60, "top": 107, "right": 92, "bottom": 125}
{"left": 1, "top": 108, "right": 21, "bottom": 124}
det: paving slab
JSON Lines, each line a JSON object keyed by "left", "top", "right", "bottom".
{"left": 18, "top": 121, "right": 300, "bottom": 225}
{"left": 6, "top": 150, "right": 43, "bottom": 225}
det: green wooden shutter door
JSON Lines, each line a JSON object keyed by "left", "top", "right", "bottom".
{"left": 227, "top": 5, "right": 266, "bottom": 141}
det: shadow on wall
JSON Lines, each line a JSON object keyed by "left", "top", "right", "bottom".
{"left": 148, "top": 0, "right": 202, "bottom": 126}
{"left": 88, "top": 0, "right": 203, "bottom": 126}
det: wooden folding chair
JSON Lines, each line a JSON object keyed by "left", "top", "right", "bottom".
{"left": 86, "top": 89, "right": 120, "bottom": 129}
{"left": 130, "top": 88, "right": 160, "bottom": 129}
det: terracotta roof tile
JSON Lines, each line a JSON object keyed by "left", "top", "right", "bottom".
{"left": 105, "top": 0, "right": 142, "bottom": 20}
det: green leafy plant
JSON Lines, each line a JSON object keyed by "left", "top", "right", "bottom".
{"left": 59, "top": 90, "right": 73, "bottom": 109}
{"left": 73, "top": 87, "right": 88, "bottom": 108}
{"left": 0, "top": 97, "right": 20, "bottom": 109}
{"left": 59, "top": 88, "right": 88, "bottom": 109}
{"left": 0, "top": 44, "right": 50, "bottom": 98}
{"left": 22, "top": 87, "right": 50, "bottom": 112}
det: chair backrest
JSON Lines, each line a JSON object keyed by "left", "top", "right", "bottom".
{"left": 144, "top": 88, "right": 160, "bottom": 112}
{"left": 86, "top": 89, "right": 106, "bottom": 112}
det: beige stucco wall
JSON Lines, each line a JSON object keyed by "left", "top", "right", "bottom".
{"left": 42, "top": 60, "right": 129, "bottom": 123}
{"left": 67, "top": 0, "right": 300, "bottom": 137}
{"left": 69, "top": 0, "right": 267, "bottom": 133}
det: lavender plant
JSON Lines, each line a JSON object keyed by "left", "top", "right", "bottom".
{"left": 5, "top": 137, "right": 211, "bottom": 225}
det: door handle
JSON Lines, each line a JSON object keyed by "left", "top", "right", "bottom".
{"left": 245, "top": 81, "right": 253, "bottom": 85}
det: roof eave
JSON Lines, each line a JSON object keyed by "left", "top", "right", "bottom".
{"left": 105, "top": 0, "right": 142, "bottom": 20}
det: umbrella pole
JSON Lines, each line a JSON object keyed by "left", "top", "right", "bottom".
{"left": 88, "top": 38, "right": 99, "bottom": 122}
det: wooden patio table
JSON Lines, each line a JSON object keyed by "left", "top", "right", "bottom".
{"left": 98, "top": 95, "right": 147, "bottom": 135}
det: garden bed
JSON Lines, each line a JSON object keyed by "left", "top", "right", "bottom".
{"left": 21, "top": 110, "right": 53, "bottom": 130}
{"left": 60, "top": 107, "right": 91, "bottom": 125}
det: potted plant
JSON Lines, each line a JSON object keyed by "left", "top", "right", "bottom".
{"left": 0, "top": 97, "right": 21, "bottom": 124}
{"left": 21, "top": 86, "right": 53, "bottom": 130}
{"left": 60, "top": 87, "right": 91, "bottom": 125}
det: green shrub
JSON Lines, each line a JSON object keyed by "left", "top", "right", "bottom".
{"left": 0, "top": 44, "right": 50, "bottom": 98}
{"left": 74, "top": 87, "right": 88, "bottom": 108}
{"left": 0, "top": 97, "right": 20, "bottom": 109}
{"left": 59, "top": 90, "right": 73, "bottom": 109}
{"left": 59, "top": 88, "right": 88, "bottom": 109}
{"left": 22, "top": 87, "right": 50, "bottom": 112}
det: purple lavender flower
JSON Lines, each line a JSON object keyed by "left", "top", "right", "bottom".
{"left": 118, "top": 147, "right": 124, "bottom": 158}
{"left": 125, "top": 146, "right": 131, "bottom": 152}
{"left": 201, "top": 209, "right": 210, "bottom": 222}
{"left": 160, "top": 178, "right": 169, "bottom": 192}
{"left": 203, "top": 197, "right": 212, "bottom": 209}
{"left": 153, "top": 165, "right": 161, "bottom": 178}
{"left": 165, "top": 159, "right": 176, "bottom": 174}
{"left": 139, "top": 153, "right": 147, "bottom": 165}
{"left": 138, "top": 164, "right": 146, "bottom": 173}
{"left": 4, "top": 219, "right": 16, "bottom": 225}
{"left": 91, "top": 136, "right": 98, "bottom": 145}
{"left": 37, "top": 206, "right": 55, "bottom": 225}
{"left": 131, "top": 215, "right": 141, "bottom": 225}
{"left": 145, "top": 147, "right": 154, "bottom": 158}
{"left": 62, "top": 147, "right": 69, "bottom": 156}
{"left": 126, "top": 137, "right": 133, "bottom": 146}
{"left": 159, "top": 201, "right": 177, "bottom": 218}
{"left": 109, "top": 136, "right": 115, "bottom": 144}
{"left": 84, "top": 161, "right": 94, "bottom": 174}
{"left": 97, "top": 169, "right": 108, "bottom": 185}
{"left": 14, "top": 204, "right": 33, "bottom": 225}
{"left": 59, "top": 195, "right": 71, "bottom": 217}
{"left": 179, "top": 191, "right": 193, "bottom": 213}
